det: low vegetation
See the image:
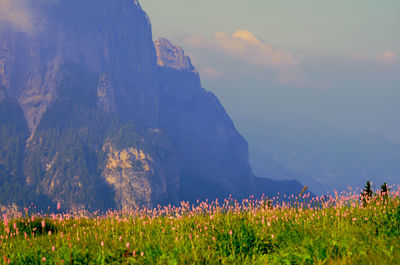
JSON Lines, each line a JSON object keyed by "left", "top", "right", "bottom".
{"left": 1, "top": 183, "right": 400, "bottom": 264}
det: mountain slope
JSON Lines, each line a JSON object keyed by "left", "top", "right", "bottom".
{"left": 0, "top": 89, "right": 53, "bottom": 209}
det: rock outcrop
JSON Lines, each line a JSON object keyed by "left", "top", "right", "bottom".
{"left": 155, "top": 38, "right": 196, "bottom": 71}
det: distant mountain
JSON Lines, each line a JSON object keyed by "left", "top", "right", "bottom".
{"left": 248, "top": 117, "right": 400, "bottom": 192}
{"left": 0, "top": 0, "right": 303, "bottom": 211}
{"left": 250, "top": 147, "right": 329, "bottom": 195}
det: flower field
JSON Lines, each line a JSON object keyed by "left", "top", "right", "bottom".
{"left": 1, "top": 186, "right": 400, "bottom": 264}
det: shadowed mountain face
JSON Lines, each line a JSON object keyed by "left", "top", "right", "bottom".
{"left": 155, "top": 38, "right": 257, "bottom": 201}
{"left": 0, "top": 0, "right": 304, "bottom": 211}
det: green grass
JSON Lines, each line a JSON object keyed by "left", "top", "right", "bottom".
{"left": 1, "top": 188, "right": 400, "bottom": 264}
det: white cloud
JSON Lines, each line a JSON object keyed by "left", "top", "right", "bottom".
{"left": 0, "top": 0, "right": 34, "bottom": 32}
{"left": 214, "top": 30, "right": 302, "bottom": 69}
{"left": 184, "top": 30, "right": 302, "bottom": 69}
{"left": 350, "top": 51, "right": 398, "bottom": 64}
{"left": 181, "top": 30, "right": 332, "bottom": 89}
{"left": 378, "top": 51, "right": 397, "bottom": 63}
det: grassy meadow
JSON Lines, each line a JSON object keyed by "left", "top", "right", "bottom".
{"left": 1, "top": 186, "right": 400, "bottom": 264}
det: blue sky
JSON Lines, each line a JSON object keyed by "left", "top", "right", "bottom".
{"left": 141, "top": 1, "right": 400, "bottom": 143}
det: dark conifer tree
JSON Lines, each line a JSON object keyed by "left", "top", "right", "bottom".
{"left": 380, "top": 182, "right": 389, "bottom": 201}
{"left": 361, "top": 181, "right": 373, "bottom": 206}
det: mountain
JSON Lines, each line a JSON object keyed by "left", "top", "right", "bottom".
{"left": 247, "top": 117, "right": 400, "bottom": 192}
{"left": 0, "top": 0, "right": 304, "bottom": 211}
{"left": 250, "top": 147, "right": 329, "bottom": 195}
{"left": 0, "top": 0, "right": 159, "bottom": 133}
{"left": 155, "top": 38, "right": 260, "bottom": 201}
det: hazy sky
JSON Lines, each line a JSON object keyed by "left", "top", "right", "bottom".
{"left": 142, "top": 0, "right": 400, "bottom": 56}
{"left": 141, "top": 1, "right": 400, "bottom": 143}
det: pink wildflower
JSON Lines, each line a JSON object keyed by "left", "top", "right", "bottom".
{"left": 3, "top": 215, "right": 8, "bottom": 227}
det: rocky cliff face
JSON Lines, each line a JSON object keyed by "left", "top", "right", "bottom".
{"left": 155, "top": 38, "right": 196, "bottom": 71}
{"left": 18, "top": 63, "right": 180, "bottom": 211}
{"left": 155, "top": 39, "right": 257, "bottom": 201}
{"left": 0, "top": 0, "right": 158, "bottom": 133}
{"left": 0, "top": 0, "right": 177, "bottom": 211}
{"left": 0, "top": 0, "right": 303, "bottom": 211}
{"left": 101, "top": 132, "right": 180, "bottom": 210}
